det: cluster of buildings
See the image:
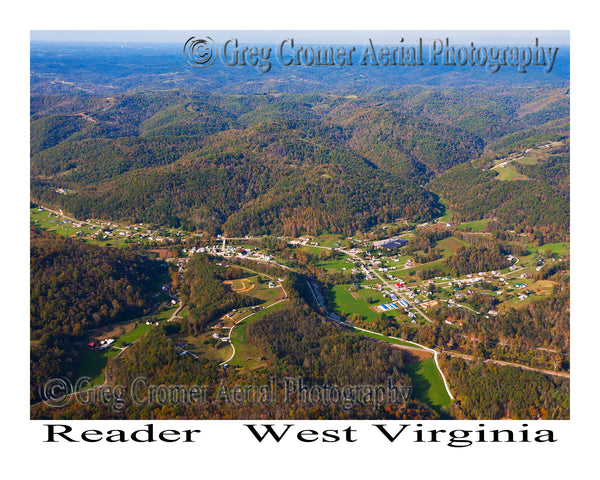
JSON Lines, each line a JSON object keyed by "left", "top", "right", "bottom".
{"left": 87, "top": 338, "right": 115, "bottom": 349}
{"left": 373, "top": 237, "right": 409, "bottom": 251}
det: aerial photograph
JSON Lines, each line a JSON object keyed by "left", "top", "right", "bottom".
{"left": 30, "top": 30, "right": 570, "bottom": 421}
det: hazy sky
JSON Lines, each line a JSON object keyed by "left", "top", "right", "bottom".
{"left": 30, "top": 30, "right": 569, "bottom": 45}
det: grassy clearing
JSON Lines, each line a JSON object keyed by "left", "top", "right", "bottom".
{"left": 529, "top": 280, "right": 557, "bottom": 295}
{"left": 402, "top": 259, "right": 452, "bottom": 282}
{"left": 528, "top": 242, "right": 569, "bottom": 257}
{"left": 113, "top": 323, "right": 154, "bottom": 348}
{"left": 315, "top": 257, "right": 355, "bottom": 272}
{"left": 495, "top": 165, "right": 529, "bottom": 181}
{"left": 312, "top": 234, "right": 346, "bottom": 248}
{"left": 330, "top": 285, "right": 379, "bottom": 321}
{"left": 297, "top": 245, "right": 330, "bottom": 255}
{"left": 436, "top": 236, "right": 472, "bottom": 256}
{"left": 456, "top": 219, "right": 491, "bottom": 232}
{"left": 437, "top": 197, "right": 451, "bottom": 223}
{"left": 176, "top": 332, "right": 230, "bottom": 363}
{"left": 406, "top": 358, "right": 452, "bottom": 409}
{"left": 228, "top": 275, "right": 283, "bottom": 303}
{"left": 77, "top": 347, "right": 121, "bottom": 387}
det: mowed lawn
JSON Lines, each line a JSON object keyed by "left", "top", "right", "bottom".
{"left": 406, "top": 358, "right": 452, "bottom": 409}
{"left": 456, "top": 219, "right": 491, "bottom": 232}
{"left": 331, "top": 285, "right": 378, "bottom": 321}
{"left": 536, "top": 242, "right": 570, "bottom": 257}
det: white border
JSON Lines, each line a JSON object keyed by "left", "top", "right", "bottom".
{"left": 5, "top": 0, "right": 598, "bottom": 476}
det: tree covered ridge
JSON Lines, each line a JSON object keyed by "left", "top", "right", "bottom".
{"left": 30, "top": 86, "right": 568, "bottom": 237}
{"left": 30, "top": 227, "right": 165, "bottom": 337}
{"left": 30, "top": 228, "right": 166, "bottom": 403}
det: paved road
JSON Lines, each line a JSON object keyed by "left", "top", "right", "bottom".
{"left": 219, "top": 266, "right": 289, "bottom": 366}
{"left": 339, "top": 248, "right": 434, "bottom": 323}
{"left": 304, "top": 279, "right": 455, "bottom": 400}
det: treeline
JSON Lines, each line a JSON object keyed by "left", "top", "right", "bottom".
{"left": 404, "top": 229, "right": 451, "bottom": 263}
{"left": 446, "top": 245, "right": 510, "bottom": 276}
{"left": 441, "top": 357, "right": 569, "bottom": 420}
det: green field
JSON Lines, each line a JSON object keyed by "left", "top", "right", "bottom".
{"left": 403, "top": 259, "right": 452, "bottom": 282}
{"left": 530, "top": 242, "right": 570, "bottom": 257}
{"left": 315, "top": 256, "right": 355, "bottom": 272}
{"left": 456, "top": 219, "right": 492, "bottom": 232}
{"left": 297, "top": 244, "right": 330, "bottom": 255}
{"left": 436, "top": 236, "right": 472, "bottom": 256}
{"left": 113, "top": 323, "right": 154, "bottom": 348}
{"left": 77, "top": 347, "right": 121, "bottom": 387}
{"left": 495, "top": 164, "right": 529, "bottom": 181}
{"left": 331, "top": 285, "right": 380, "bottom": 321}
{"left": 406, "top": 358, "right": 452, "bottom": 410}
{"left": 312, "top": 234, "right": 347, "bottom": 248}
{"left": 437, "top": 197, "right": 451, "bottom": 223}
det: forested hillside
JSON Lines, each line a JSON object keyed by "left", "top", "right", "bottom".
{"left": 30, "top": 85, "right": 569, "bottom": 237}
{"left": 30, "top": 228, "right": 166, "bottom": 402}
